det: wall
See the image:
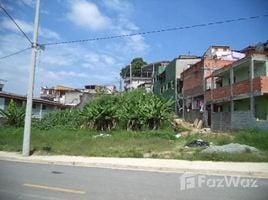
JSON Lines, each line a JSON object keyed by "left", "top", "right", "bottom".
{"left": 211, "top": 112, "right": 231, "bottom": 131}
{"left": 0, "top": 97, "right": 5, "bottom": 110}
{"left": 254, "top": 60, "right": 266, "bottom": 77}
{"left": 255, "top": 95, "right": 268, "bottom": 120}
{"left": 65, "top": 92, "right": 82, "bottom": 106}
{"left": 234, "top": 98, "right": 250, "bottom": 111}
{"left": 222, "top": 73, "right": 230, "bottom": 86}
{"left": 182, "top": 58, "right": 233, "bottom": 98}
{"left": 234, "top": 67, "right": 249, "bottom": 82}
{"left": 211, "top": 111, "right": 268, "bottom": 131}
{"left": 159, "top": 59, "right": 176, "bottom": 100}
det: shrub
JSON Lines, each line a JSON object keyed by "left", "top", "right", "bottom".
{"left": 34, "top": 109, "right": 81, "bottom": 130}
{"left": 80, "top": 95, "right": 119, "bottom": 131}
{"left": 0, "top": 99, "right": 25, "bottom": 127}
{"left": 118, "top": 89, "right": 174, "bottom": 130}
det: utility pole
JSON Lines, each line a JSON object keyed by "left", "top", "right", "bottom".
{"left": 119, "top": 78, "right": 122, "bottom": 92}
{"left": 129, "top": 63, "right": 132, "bottom": 90}
{"left": 22, "top": 0, "right": 41, "bottom": 156}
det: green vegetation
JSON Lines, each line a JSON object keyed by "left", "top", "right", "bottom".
{"left": 120, "top": 57, "right": 147, "bottom": 78}
{"left": 0, "top": 100, "right": 25, "bottom": 127}
{"left": 0, "top": 90, "right": 267, "bottom": 162}
{"left": 0, "top": 125, "right": 268, "bottom": 162}
{"left": 34, "top": 110, "right": 81, "bottom": 130}
{"left": 34, "top": 89, "right": 174, "bottom": 131}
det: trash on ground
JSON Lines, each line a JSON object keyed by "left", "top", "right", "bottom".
{"left": 185, "top": 139, "right": 210, "bottom": 148}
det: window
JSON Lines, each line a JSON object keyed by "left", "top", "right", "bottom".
{"left": 32, "top": 104, "right": 36, "bottom": 109}
{"left": 42, "top": 105, "right": 47, "bottom": 110}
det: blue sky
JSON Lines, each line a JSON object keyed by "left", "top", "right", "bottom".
{"left": 0, "top": 0, "right": 267, "bottom": 95}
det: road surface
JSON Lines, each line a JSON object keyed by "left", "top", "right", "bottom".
{"left": 0, "top": 160, "right": 267, "bottom": 200}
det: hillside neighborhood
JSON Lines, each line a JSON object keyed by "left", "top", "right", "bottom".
{"left": 1, "top": 41, "right": 267, "bottom": 131}
{"left": 1, "top": 1, "right": 268, "bottom": 199}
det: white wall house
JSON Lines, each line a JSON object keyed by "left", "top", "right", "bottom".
{"left": 0, "top": 91, "right": 66, "bottom": 119}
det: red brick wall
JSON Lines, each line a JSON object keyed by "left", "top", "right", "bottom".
{"left": 254, "top": 76, "right": 268, "bottom": 93}
{"left": 182, "top": 58, "right": 233, "bottom": 97}
{"left": 233, "top": 79, "right": 250, "bottom": 95}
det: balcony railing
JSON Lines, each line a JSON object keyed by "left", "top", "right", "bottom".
{"left": 205, "top": 76, "right": 268, "bottom": 102}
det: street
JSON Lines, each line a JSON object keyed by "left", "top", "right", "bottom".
{"left": 0, "top": 160, "right": 267, "bottom": 200}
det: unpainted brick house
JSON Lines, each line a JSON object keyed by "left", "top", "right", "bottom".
{"left": 205, "top": 54, "right": 268, "bottom": 131}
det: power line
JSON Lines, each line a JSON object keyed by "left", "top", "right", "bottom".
{"left": 0, "top": 47, "right": 31, "bottom": 60}
{"left": 43, "top": 14, "right": 268, "bottom": 46}
{"left": 0, "top": 3, "right": 32, "bottom": 45}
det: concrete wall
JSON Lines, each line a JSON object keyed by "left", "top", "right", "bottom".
{"left": 234, "top": 66, "right": 249, "bottom": 82}
{"left": 255, "top": 95, "right": 268, "bottom": 120}
{"left": 65, "top": 92, "right": 82, "bottom": 106}
{"left": 254, "top": 60, "right": 266, "bottom": 77}
{"left": 0, "top": 97, "right": 5, "bottom": 110}
{"left": 211, "top": 112, "right": 231, "bottom": 131}
{"left": 234, "top": 98, "right": 250, "bottom": 111}
{"left": 211, "top": 111, "right": 268, "bottom": 131}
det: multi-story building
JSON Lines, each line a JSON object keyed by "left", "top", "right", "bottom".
{"left": 204, "top": 54, "right": 268, "bottom": 130}
{"left": 41, "top": 84, "right": 116, "bottom": 107}
{"left": 181, "top": 45, "right": 245, "bottom": 123}
{"left": 123, "top": 61, "right": 169, "bottom": 91}
{"left": 153, "top": 55, "right": 201, "bottom": 114}
{"left": 41, "top": 85, "right": 82, "bottom": 106}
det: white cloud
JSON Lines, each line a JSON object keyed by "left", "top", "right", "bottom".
{"left": 68, "top": 0, "right": 111, "bottom": 30}
{"left": 20, "top": 0, "right": 35, "bottom": 7}
{"left": 0, "top": 18, "right": 60, "bottom": 40}
{"left": 0, "top": 0, "right": 150, "bottom": 95}
{"left": 102, "top": 0, "right": 132, "bottom": 14}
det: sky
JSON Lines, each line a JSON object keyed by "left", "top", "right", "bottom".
{"left": 0, "top": 0, "right": 268, "bottom": 95}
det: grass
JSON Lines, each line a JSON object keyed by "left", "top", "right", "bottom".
{"left": 0, "top": 125, "right": 268, "bottom": 162}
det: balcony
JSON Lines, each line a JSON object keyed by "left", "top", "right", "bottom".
{"left": 205, "top": 86, "right": 231, "bottom": 102}
{"left": 205, "top": 76, "right": 268, "bottom": 102}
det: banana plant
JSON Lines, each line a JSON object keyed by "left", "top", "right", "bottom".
{"left": 0, "top": 99, "right": 25, "bottom": 127}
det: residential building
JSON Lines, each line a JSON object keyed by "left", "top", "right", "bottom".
{"left": 181, "top": 45, "right": 245, "bottom": 123}
{"left": 203, "top": 45, "right": 245, "bottom": 61}
{"left": 204, "top": 54, "right": 268, "bottom": 131}
{"left": 0, "top": 91, "right": 65, "bottom": 119}
{"left": 40, "top": 85, "right": 82, "bottom": 106}
{"left": 240, "top": 41, "right": 268, "bottom": 57}
{"left": 153, "top": 55, "right": 201, "bottom": 114}
{"left": 41, "top": 84, "right": 116, "bottom": 107}
{"left": 123, "top": 61, "right": 169, "bottom": 91}
{"left": 83, "top": 85, "right": 116, "bottom": 94}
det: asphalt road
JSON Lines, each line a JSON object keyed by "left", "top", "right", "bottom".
{"left": 0, "top": 160, "right": 267, "bottom": 200}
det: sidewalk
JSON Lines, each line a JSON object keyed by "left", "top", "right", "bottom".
{"left": 0, "top": 151, "right": 268, "bottom": 178}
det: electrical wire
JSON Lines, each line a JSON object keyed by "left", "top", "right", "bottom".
{"left": 0, "top": 47, "right": 31, "bottom": 60}
{"left": 0, "top": 3, "right": 32, "bottom": 45}
{"left": 43, "top": 14, "right": 268, "bottom": 46}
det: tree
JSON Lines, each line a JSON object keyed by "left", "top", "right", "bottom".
{"left": 120, "top": 58, "right": 147, "bottom": 78}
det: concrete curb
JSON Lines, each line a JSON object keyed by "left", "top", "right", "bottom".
{"left": 0, "top": 151, "right": 268, "bottom": 178}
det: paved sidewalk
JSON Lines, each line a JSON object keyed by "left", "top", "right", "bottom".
{"left": 0, "top": 151, "right": 268, "bottom": 178}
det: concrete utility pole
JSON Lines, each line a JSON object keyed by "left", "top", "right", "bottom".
{"left": 22, "top": 0, "right": 41, "bottom": 156}
{"left": 129, "top": 63, "right": 132, "bottom": 89}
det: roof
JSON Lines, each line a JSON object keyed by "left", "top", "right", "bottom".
{"left": 177, "top": 55, "right": 200, "bottom": 59}
{"left": 0, "top": 91, "right": 66, "bottom": 107}
{"left": 240, "top": 41, "right": 268, "bottom": 53}
{"left": 54, "top": 85, "right": 75, "bottom": 91}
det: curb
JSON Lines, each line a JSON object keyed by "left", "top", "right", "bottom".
{"left": 0, "top": 152, "right": 268, "bottom": 178}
